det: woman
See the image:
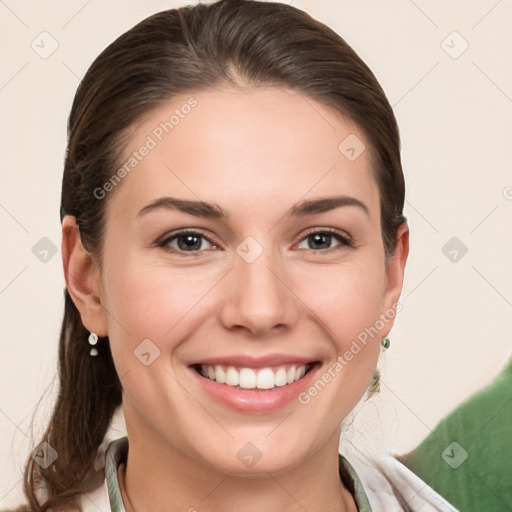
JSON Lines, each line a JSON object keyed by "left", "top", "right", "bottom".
{"left": 12, "top": 1, "right": 459, "bottom": 510}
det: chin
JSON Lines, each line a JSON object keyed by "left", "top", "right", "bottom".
{"left": 196, "top": 440, "right": 305, "bottom": 477}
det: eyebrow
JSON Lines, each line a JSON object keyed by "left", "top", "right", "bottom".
{"left": 136, "top": 195, "right": 369, "bottom": 219}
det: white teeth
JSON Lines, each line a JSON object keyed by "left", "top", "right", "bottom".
{"left": 215, "top": 365, "right": 226, "bottom": 384}
{"left": 199, "top": 363, "right": 310, "bottom": 390}
{"left": 239, "top": 368, "right": 256, "bottom": 389}
{"left": 225, "top": 366, "right": 239, "bottom": 386}
{"left": 275, "top": 367, "right": 288, "bottom": 386}
{"left": 256, "top": 368, "right": 275, "bottom": 389}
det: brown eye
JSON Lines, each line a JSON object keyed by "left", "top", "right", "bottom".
{"left": 174, "top": 234, "right": 205, "bottom": 251}
{"left": 159, "top": 230, "right": 217, "bottom": 255}
{"left": 296, "top": 229, "right": 352, "bottom": 252}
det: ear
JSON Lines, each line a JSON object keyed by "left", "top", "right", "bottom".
{"left": 379, "top": 221, "right": 409, "bottom": 338}
{"left": 61, "top": 215, "right": 108, "bottom": 336}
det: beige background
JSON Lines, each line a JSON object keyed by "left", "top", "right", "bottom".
{"left": 1, "top": 0, "right": 511, "bottom": 508}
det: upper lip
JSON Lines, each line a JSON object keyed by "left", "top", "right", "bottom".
{"left": 189, "top": 354, "right": 317, "bottom": 369}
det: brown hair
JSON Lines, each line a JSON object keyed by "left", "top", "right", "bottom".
{"left": 18, "top": 1, "right": 405, "bottom": 510}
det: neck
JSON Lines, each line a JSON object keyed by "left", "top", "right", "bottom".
{"left": 118, "top": 423, "right": 357, "bottom": 512}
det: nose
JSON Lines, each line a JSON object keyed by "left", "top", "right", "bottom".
{"left": 219, "top": 243, "right": 299, "bottom": 337}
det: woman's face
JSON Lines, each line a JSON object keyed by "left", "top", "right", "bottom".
{"left": 89, "top": 87, "right": 407, "bottom": 473}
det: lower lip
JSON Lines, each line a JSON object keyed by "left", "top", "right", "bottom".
{"left": 189, "top": 364, "right": 320, "bottom": 413}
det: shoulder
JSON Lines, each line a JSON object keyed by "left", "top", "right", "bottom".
{"left": 341, "top": 449, "right": 459, "bottom": 511}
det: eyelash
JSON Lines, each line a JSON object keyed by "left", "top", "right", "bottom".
{"left": 157, "top": 228, "right": 354, "bottom": 256}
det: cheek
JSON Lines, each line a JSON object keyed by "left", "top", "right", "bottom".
{"left": 100, "top": 260, "right": 203, "bottom": 416}
{"left": 307, "top": 259, "right": 387, "bottom": 340}
{"left": 100, "top": 251, "right": 232, "bottom": 371}
{"left": 309, "top": 260, "right": 386, "bottom": 391}
{"left": 290, "top": 263, "right": 386, "bottom": 428}
{"left": 100, "top": 255, "right": 197, "bottom": 363}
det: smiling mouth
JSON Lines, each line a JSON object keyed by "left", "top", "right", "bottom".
{"left": 191, "top": 362, "right": 318, "bottom": 390}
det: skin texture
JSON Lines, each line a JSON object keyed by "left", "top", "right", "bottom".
{"left": 62, "top": 87, "right": 409, "bottom": 512}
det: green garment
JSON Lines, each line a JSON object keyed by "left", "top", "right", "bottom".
{"left": 398, "top": 358, "right": 512, "bottom": 512}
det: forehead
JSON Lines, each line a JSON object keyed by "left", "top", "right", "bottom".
{"left": 106, "top": 87, "right": 380, "bottom": 223}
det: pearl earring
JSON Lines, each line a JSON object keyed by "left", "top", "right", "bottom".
{"left": 88, "top": 332, "right": 99, "bottom": 356}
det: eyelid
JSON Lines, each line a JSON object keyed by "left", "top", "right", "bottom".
{"left": 298, "top": 227, "right": 352, "bottom": 244}
{"left": 157, "top": 228, "right": 219, "bottom": 254}
{"left": 294, "top": 227, "right": 354, "bottom": 252}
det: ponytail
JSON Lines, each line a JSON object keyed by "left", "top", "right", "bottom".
{"left": 21, "top": 291, "right": 122, "bottom": 512}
